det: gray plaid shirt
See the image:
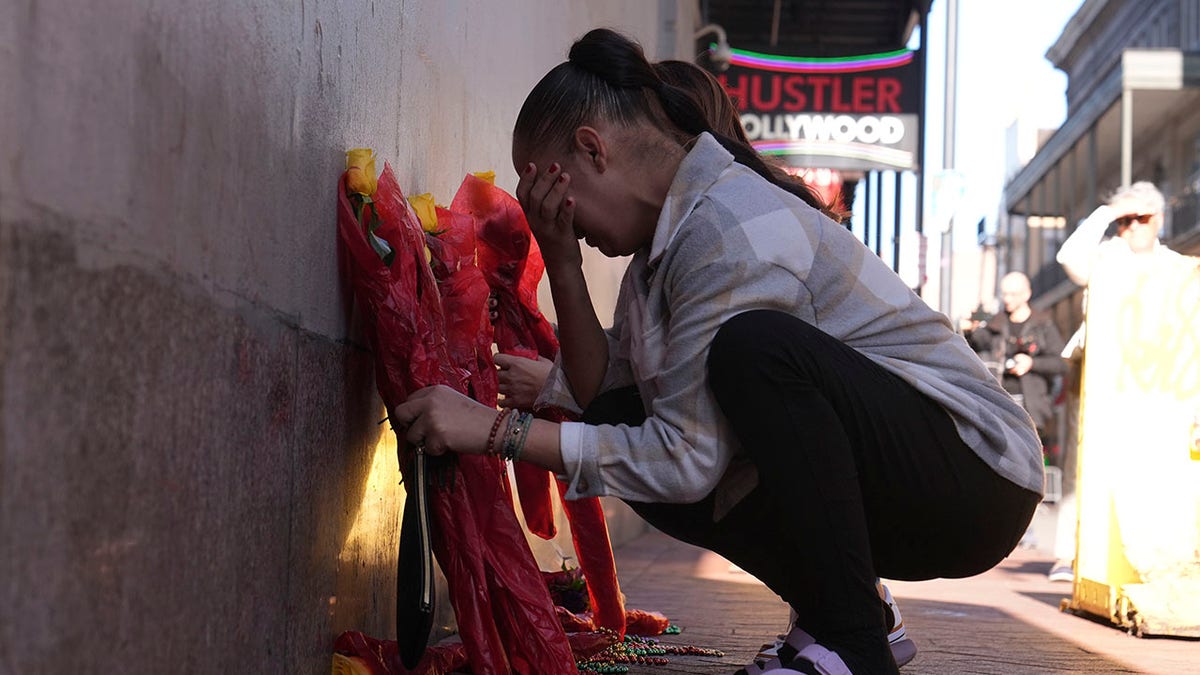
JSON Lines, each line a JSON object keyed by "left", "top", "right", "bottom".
{"left": 539, "top": 133, "right": 1043, "bottom": 519}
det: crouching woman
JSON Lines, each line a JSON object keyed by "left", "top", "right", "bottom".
{"left": 393, "top": 28, "right": 1042, "bottom": 675}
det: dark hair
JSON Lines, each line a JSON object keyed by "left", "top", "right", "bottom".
{"left": 514, "top": 29, "right": 836, "bottom": 219}
{"left": 652, "top": 60, "right": 751, "bottom": 145}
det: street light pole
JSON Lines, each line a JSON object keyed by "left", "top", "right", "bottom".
{"left": 941, "top": 0, "right": 959, "bottom": 316}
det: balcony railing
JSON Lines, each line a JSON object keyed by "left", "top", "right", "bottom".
{"left": 1169, "top": 174, "right": 1200, "bottom": 241}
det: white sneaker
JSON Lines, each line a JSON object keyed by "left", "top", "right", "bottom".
{"left": 755, "top": 586, "right": 916, "bottom": 669}
{"left": 1047, "top": 562, "right": 1074, "bottom": 583}
{"left": 755, "top": 607, "right": 799, "bottom": 661}
{"left": 882, "top": 584, "right": 917, "bottom": 667}
{"left": 738, "top": 625, "right": 853, "bottom": 675}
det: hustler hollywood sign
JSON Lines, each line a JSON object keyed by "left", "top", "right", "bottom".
{"left": 718, "top": 47, "right": 922, "bottom": 171}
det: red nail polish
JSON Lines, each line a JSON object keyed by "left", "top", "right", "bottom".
{"left": 566, "top": 197, "right": 575, "bottom": 206}
{"left": 548, "top": 163, "right": 559, "bottom": 174}
{"left": 524, "top": 163, "right": 535, "bottom": 175}
{"left": 558, "top": 174, "right": 567, "bottom": 183}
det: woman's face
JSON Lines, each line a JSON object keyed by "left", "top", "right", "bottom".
{"left": 513, "top": 131, "right": 658, "bottom": 258}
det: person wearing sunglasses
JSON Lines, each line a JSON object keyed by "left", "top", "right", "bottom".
{"left": 1050, "top": 181, "right": 1186, "bottom": 584}
{"left": 1056, "top": 181, "right": 1183, "bottom": 287}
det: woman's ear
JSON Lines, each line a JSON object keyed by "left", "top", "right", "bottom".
{"left": 573, "top": 126, "right": 607, "bottom": 173}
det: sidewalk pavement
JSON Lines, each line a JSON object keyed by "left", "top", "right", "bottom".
{"left": 611, "top": 528, "right": 1198, "bottom": 674}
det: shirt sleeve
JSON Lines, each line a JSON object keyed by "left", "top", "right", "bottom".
{"left": 1057, "top": 205, "right": 1116, "bottom": 286}
{"left": 560, "top": 219, "right": 809, "bottom": 504}
{"left": 535, "top": 327, "right": 630, "bottom": 417}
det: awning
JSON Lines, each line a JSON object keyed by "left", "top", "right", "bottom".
{"left": 701, "top": 0, "right": 930, "bottom": 58}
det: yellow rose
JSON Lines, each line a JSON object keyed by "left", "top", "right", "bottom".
{"left": 472, "top": 170, "right": 496, "bottom": 185}
{"left": 330, "top": 653, "right": 373, "bottom": 675}
{"left": 344, "top": 148, "right": 377, "bottom": 197}
{"left": 408, "top": 193, "right": 440, "bottom": 233}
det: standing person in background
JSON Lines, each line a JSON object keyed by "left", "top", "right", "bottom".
{"left": 395, "top": 29, "right": 1044, "bottom": 675}
{"left": 1050, "top": 181, "right": 1184, "bottom": 582}
{"left": 964, "top": 271, "right": 1065, "bottom": 443}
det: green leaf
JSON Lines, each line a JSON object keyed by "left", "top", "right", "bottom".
{"left": 369, "top": 233, "right": 395, "bottom": 266}
{"left": 362, "top": 202, "right": 394, "bottom": 266}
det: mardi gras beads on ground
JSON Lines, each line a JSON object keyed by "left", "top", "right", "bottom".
{"left": 575, "top": 629, "right": 725, "bottom": 672}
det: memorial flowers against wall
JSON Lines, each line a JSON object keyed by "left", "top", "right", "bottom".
{"left": 335, "top": 152, "right": 574, "bottom": 674}
{"left": 411, "top": 185, "right": 579, "bottom": 673}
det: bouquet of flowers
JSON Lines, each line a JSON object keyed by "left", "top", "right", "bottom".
{"left": 336, "top": 151, "right": 574, "bottom": 674}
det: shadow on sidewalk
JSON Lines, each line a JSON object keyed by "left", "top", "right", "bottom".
{"left": 895, "top": 597, "right": 1142, "bottom": 674}
{"left": 614, "top": 530, "right": 1156, "bottom": 674}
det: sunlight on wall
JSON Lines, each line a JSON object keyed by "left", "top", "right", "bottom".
{"left": 343, "top": 425, "right": 404, "bottom": 560}
{"left": 336, "top": 417, "right": 405, "bottom": 624}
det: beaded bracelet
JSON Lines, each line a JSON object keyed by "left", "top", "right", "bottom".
{"left": 512, "top": 412, "right": 533, "bottom": 462}
{"left": 501, "top": 411, "right": 533, "bottom": 461}
{"left": 485, "top": 409, "right": 508, "bottom": 456}
{"left": 501, "top": 409, "right": 520, "bottom": 451}
{"left": 499, "top": 410, "right": 521, "bottom": 459}
{"left": 500, "top": 412, "right": 523, "bottom": 460}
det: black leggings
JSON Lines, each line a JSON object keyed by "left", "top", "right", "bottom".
{"left": 582, "top": 310, "right": 1039, "bottom": 673}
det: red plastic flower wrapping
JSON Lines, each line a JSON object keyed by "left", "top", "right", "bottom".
{"left": 451, "top": 174, "right": 627, "bottom": 637}
{"left": 334, "top": 158, "right": 668, "bottom": 672}
{"left": 336, "top": 163, "right": 574, "bottom": 674}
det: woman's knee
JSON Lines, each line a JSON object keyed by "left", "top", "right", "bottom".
{"left": 710, "top": 309, "right": 778, "bottom": 365}
{"left": 708, "top": 310, "right": 817, "bottom": 393}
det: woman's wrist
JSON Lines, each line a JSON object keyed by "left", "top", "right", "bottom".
{"left": 545, "top": 258, "right": 585, "bottom": 281}
{"left": 502, "top": 411, "right": 535, "bottom": 461}
{"left": 516, "top": 418, "right": 566, "bottom": 474}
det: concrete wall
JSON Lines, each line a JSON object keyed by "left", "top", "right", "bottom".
{"left": 0, "top": 1, "right": 698, "bottom": 672}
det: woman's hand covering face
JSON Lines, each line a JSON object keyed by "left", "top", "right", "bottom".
{"left": 515, "top": 162, "right": 582, "bottom": 271}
